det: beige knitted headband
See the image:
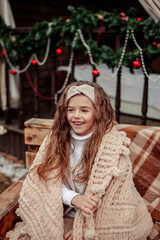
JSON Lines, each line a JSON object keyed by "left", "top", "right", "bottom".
{"left": 66, "top": 84, "right": 95, "bottom": 103}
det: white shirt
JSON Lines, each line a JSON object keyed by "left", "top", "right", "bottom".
{"left": 62, "top": 130, "right": 92, "bottom": 209}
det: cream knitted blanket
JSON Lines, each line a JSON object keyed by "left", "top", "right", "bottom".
{"left": 7, "top": 126, "right": 153, "bottom": 240}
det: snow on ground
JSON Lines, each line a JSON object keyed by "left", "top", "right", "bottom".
{"left": 0, "top": 126, "right": 28, "bottom": 193}
{"left": 0, "top": 155, "right": 28, "bottom": 182}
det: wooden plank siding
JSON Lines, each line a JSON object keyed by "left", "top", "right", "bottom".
{"left": 9, "top": 0, "right": 148, "bottom": 27}
{"left": 0, "top": 124, "right": 26, "bottom": 160}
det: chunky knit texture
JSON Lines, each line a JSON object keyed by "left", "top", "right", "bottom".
{"left": 7, "top": 135, "right": 64, "bottom": 240}
{"left": 7, "top": 126, "right": 153, "bottom": 240}
{"left": 73, "top": 127, "right": 153, "bottom": 239}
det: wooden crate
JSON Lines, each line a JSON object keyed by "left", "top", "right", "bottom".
{"left": 24, "top": 118, "right": 53, "bottom": 169}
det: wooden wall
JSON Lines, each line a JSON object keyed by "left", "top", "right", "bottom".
{"left": 9, "top": 0, "right": 148, "bottom": 27}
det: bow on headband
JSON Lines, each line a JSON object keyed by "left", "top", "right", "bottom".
{"left": 66, "top": 84, "right": 95, "bottom": 103}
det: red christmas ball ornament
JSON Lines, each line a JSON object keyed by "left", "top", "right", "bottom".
{"left": 11, "top": 69, "right": 16, "bottom": 75}
{"left": 133, "top": 60, "right": 141, "bottom": 69}
{"left": 137, "top": 17, "right": 142, "bottom": 21}
{"left": 1, "top": 50, "right": 6, "bottom": 56}
{"left": 122, "top": 16, "right": 126, "bottom": 21}
{"left": 56, "top": 48, "right": 63, "bottom": 56}
{"left": 92, "top": 69, "right": 100, "bottom": 77}
{"left": 32, "top": 59, "right": 37, "bottom": 65}
{"left": 153, "top": 42, "right": 157, "bottom": 46}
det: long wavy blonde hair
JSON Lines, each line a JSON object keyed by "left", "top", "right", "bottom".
{"left": 36, "top": 81, "right": 116, "bottom": 182}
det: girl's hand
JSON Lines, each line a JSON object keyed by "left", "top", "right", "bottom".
{"left": 64, "top": 229, "right": 73, "bottom": 240}
{"left": 71, "top": 194, "right": 99, "bottom": 215}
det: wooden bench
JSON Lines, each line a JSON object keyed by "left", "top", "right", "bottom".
{"left": 0, "top": 118, "right": 160, "bottom": 239}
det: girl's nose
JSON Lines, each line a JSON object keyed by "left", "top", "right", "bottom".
{"left": 74, "top": 110, "right": 80, "bottom": 118}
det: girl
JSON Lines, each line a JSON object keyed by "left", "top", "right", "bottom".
{"left": 7, "top": 81, "right": 153, "bottom": 240}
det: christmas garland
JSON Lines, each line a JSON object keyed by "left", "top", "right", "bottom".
{"left": 0, "top": 5, "right": 160, "bottom": 73}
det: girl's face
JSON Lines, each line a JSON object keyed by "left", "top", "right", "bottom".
{"left": 67, "top": 94, "right": 95, "bottom": 136}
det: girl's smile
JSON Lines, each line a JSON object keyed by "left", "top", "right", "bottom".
{"left": 67, "top": 95, "right": 95, "bottom": 136}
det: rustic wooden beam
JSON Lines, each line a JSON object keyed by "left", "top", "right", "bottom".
{"left": 18, "top": 73, "right": 25, "bottom": 129}
{"left": 33, "top": 66, "right": 39, "bottom": 118}
{"left": 115, "top": 35, "right": 121, "bottom": 51}
{"left": 4, "top": 65, "right": 11, "bottom": 125}
{"left": 51, "top": 64, "right": 56, "bottom": 116}
{"left": 92, "top": 65, "right": 96, "bottom": 83}
{"left": 70, "top": 51, "right": 75, "bottom": 84}
{"left": 141, "top": 74, "right": 148, "bottom": 125}
{"left": 115, "top": 67, "right": 122, "bottom": 123}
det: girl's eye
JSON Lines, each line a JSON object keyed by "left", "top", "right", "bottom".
{"left": 68, "top": 108, "right": 73, "bottom": 112}
{"left": 82, "top": 109, "right": 88, "bottom": 112}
